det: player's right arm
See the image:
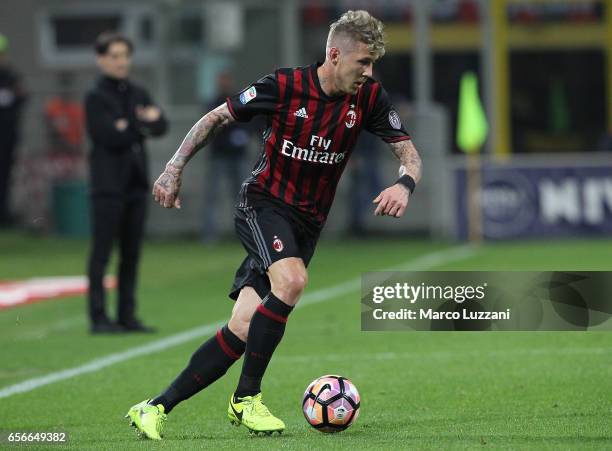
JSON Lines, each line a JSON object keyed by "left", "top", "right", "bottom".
{"left": 153, "top": 72, "right": 278, "bottom": 209}
{"left": 152, "top": 103, "right": 235, "bottom": 209}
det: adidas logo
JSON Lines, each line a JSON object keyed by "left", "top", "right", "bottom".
{"left": 293, "top": 107, "right": 309, "bottom": 119}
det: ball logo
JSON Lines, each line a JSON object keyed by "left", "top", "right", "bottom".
{"left": 272, "top": 236, "right": 284, "bottom": 252}
{"left": 388, "top": 110, "right": 402, "bottom": 130}
{"left": 334, "top": 406, "right": 347, "bottom": 419}
{"left": 345, "top": 105, "right": 357, "bottom": 128}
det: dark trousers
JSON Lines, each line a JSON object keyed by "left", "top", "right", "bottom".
{"left": 0, "top": 136, "right": 17, "bottom": 224}
{"left": 87, "top": 195, "right": 147, "bottom": 324}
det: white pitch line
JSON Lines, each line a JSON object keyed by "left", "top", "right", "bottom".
{"left": 0, "top": 245, "right": 474, "bottom": 399}
{"left": 0, "top": 322, "right": 221, "bottom": 399}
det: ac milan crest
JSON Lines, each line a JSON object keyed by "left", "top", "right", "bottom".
{"left": 345, "top": 104, "right": 357, "bottom": 128}
{"left": 272, "top": 236, "right": 284, "bottom": 252}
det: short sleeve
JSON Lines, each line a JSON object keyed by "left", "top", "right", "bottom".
{"left": 366, "top": 85, "right": 411, "bottom": 143}
{"left": 226, "top": 74, "right": 278, "bottom": 122}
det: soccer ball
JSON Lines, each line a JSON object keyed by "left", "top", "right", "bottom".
{"left": 302, "top": 375, "right": 360, "bottom": 433}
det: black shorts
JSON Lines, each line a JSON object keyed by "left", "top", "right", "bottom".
{"left": 229, "top": 200, "right": 320, "bottom": 300}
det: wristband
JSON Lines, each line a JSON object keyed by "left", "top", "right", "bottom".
{"left": 396, "top": 174, "right": 416, "bottom": 194}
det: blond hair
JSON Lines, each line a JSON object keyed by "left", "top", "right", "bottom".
{"left": 326, "top": 10, "right": 385, "bottom": 60}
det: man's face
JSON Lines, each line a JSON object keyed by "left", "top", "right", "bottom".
{"left": 334, "top": 41, "right": 374, "bottom": 95}
{"left": 96, "top": 42, "right": 131, "bottom": 79}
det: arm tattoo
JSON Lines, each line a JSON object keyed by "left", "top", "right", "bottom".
{"left": 390, "top": 140, "right": 422, "bottom": 184}
{"left": 167, "top": 103, "right": 235, "bottom": 173}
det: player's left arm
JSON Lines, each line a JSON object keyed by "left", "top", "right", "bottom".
{"left": 373, "top": 139, "right": 422, "bottom": 218}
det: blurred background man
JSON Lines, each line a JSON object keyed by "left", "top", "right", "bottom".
{"left": 347, "top": 131, "right": 382, "bottom": 236}
{"left": 202, "top": 71, "right": 252, "bottom": 243}
{"left": 0, "top": 33, "right": 26, "bottom": 228}
{"left": 85, "top": 32, "right": 167, "bottom": 334}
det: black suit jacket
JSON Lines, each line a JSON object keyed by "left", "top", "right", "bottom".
{"left": 85, "top": 76, "right": 168, "bottom": 198}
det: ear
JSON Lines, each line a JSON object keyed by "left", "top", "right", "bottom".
{"left": 328, "top": 47, "right": 340, "bottom": 65}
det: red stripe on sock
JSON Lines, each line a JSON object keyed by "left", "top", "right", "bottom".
{"left": 257, "top": 304, "right": 288, "bottom": 324}
{"left": 216, "top": 329, "right": 241, "bottom": 360}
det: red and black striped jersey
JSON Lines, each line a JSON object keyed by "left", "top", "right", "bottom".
{"left": 226, "top": 62, "right": 411, "bottom": 229}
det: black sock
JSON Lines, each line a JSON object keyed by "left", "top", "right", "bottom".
{"left": 235, "top": 292, "right": 293, "bottom": 398}
{"left": 150, "top": 324, "right": 245, "bottom": 413}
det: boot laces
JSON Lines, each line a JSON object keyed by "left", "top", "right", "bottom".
{"left": 247, "top": 395, "right": 272, "bottom": 417}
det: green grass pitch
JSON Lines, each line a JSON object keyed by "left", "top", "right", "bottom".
{"left": 0, "top": 232, "right": 611, "bottom": 450}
